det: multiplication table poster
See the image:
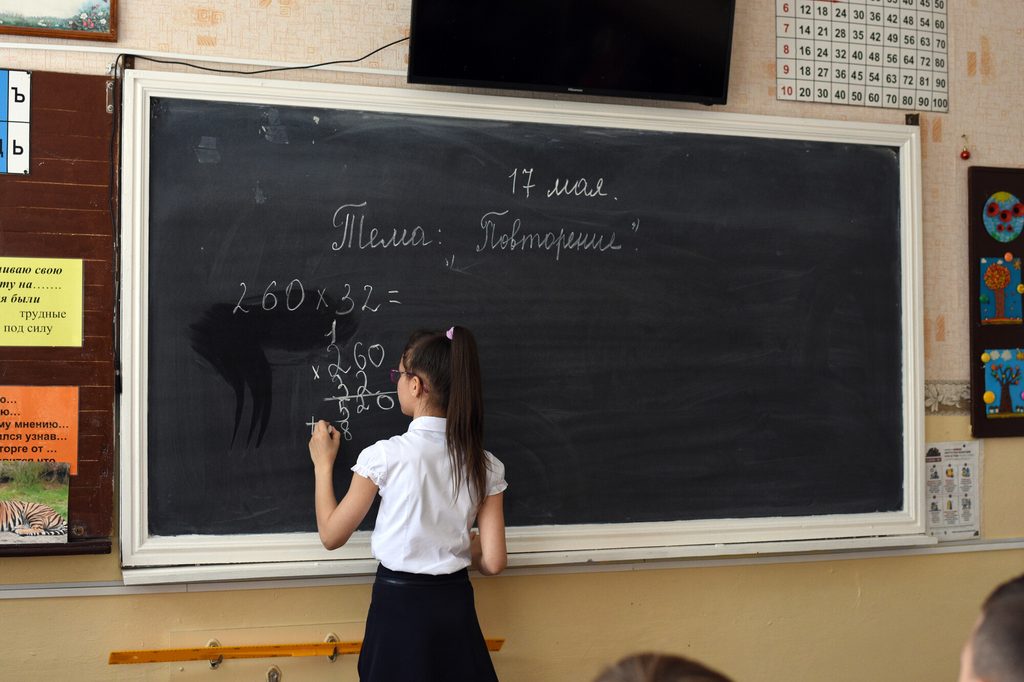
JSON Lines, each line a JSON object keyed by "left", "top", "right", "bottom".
{"left": 776, "top": 0, "right": 949, "bottom": 112}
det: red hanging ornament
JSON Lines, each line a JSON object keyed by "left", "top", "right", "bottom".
{"left": 960, "top": 134, "right": 971, "bottom": 160}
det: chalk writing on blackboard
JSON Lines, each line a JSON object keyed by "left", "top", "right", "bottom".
{"left": 476, "top": 210, "right": 622, "bottom": 261}
{"left": 331, "top": 201, "right": 435, "bottom": 251}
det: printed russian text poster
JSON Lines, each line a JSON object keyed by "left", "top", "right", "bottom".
{"left": 0, "top": 257, "right": 83, "bottom": 347}
{"left": 0, "top": 386, "right": 79, "bottom": 474}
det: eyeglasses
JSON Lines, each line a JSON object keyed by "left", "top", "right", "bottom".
{"left": 389, "top": 369, "right": 418, "bottom": 384}
{"left": 389, "top": 368, "right": 430, "bottom": 393}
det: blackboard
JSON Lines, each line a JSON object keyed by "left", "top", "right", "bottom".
{"left": 121, "top": 74, "right": 924, "bottom": 571}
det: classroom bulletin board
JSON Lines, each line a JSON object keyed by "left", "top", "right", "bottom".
{"left": 0, "top": 71, "right": 115, "bottom": 556}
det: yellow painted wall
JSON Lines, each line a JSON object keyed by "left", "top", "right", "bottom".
{"left": 1, "top": 546, "right": 1023, "bottom": 681}
{"left": 2, "top": 1, "right": 1023, "bottom": 680}
{"left": 2, "top": 458, "right": 1023, "bottom": 682}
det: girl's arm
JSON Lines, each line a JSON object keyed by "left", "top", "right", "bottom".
{"left": 471, "top": 491, "right": 507, "bottom": 576}
{"left": 310, "top": 420, "right": 379, "bottom": 550}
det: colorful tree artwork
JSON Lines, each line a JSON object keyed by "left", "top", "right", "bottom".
{"left": 983, "top": 348, "right": 1024, "bottom": 418}
{"left": 979, "top": 256, "right": 1023, "bottom": 325}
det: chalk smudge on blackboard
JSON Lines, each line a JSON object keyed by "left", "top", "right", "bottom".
{"left": 190, "top": 293, "right": 357, "bottom": 447}
{"left": 260, "top": 108, "right": 289, "bottom": 145}
{"left": 194, "top": 136, "right": 221, "bottom": 164}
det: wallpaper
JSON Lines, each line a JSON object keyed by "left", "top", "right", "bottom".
{"left": 1, "top": 0, "right": 1022, "bottom": 396}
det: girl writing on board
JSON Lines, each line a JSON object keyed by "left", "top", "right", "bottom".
{"left": 309, "top": 326, "right": 508, "bottom": 681}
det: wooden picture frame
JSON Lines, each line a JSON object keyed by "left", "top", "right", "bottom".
{"left": 969, "top": 166, "right": 1024, "bottom": 438}
{"left": 0, "top": 1, "right": 117, "bottom": 42}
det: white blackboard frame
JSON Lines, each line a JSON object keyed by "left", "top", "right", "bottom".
{"left": 119, "top": 70, "right": 929, "bottom": 583}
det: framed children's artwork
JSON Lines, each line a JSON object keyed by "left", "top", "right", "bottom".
{"left": 969, "top": 166, "right": 1024, "bottom": 437}
{"left": 0, "top": 1, "right": 117, "bottom": 42}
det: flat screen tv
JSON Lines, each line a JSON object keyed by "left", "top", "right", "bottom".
{"left": 407, "top": 0, "right": 737, "bottom": 105}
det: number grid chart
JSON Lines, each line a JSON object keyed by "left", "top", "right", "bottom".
{"left": 776, "top": 0, "right": 948, "bottom": 112}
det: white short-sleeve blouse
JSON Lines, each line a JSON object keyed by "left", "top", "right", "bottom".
{"left": 352, "top": 416, "right": 507, "bottom": 575}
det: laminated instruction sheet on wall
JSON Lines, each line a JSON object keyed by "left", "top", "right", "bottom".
{"left": 925, "top": 441, "right": 981, "bottom": 540}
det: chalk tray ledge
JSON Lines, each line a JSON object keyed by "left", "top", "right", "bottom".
{"left": 120, "top": 534, "right": 937, "bottom": 586}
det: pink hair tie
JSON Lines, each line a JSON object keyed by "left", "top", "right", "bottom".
{"left": 446, "top": 327, "right": 455, "bottom": 340}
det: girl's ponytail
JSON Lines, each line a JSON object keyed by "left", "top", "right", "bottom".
{"left": 401, "top": 326, "right": 487, "bottom": 503}
{"left": 445, "top": 326, "right": 487, "bottom": 504}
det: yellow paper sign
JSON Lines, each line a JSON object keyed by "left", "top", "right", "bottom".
{"left": 0, "top": 257, "right": 83, "bottom": 347}
{"left": 0, "top": 386, "right": 79, "bottom": 474}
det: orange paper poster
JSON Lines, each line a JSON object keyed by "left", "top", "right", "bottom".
{"left": 0, "top": 386, "right": 78, "bottom": 474}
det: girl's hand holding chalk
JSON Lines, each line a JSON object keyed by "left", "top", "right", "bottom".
{"left": 308, "top": 419, "right": 341, "bottom": 471}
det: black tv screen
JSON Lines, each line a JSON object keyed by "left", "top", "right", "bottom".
{"left": 407, "top": 0, "right": 737, "bottom": 105}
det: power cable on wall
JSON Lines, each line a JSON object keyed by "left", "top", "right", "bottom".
{"left": 127, "top": 36, "right": 409, "bottom": 76}
{"left": 106, "top": 35, "right": 411, "bottom": 390}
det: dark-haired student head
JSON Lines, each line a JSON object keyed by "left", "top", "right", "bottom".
{"left": 959, "top": 573, "right": 1024, "bottom": 682}
{"left": 595, "top": 653, "right": 733, "bottom": 682}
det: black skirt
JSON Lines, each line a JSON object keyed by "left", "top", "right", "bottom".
{"left": 358, "top": 564, "right": 499, "bottom": 682}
